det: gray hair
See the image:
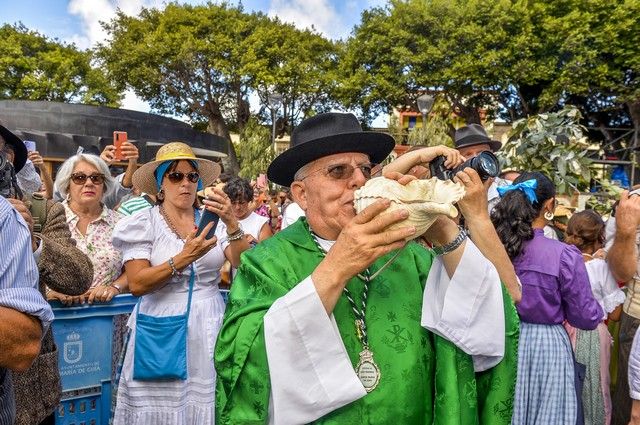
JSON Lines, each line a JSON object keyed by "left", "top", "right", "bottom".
{"left": 54, "top": 153, "right": 116, "bottom": 199}
{"left": 293, "top": 162, "right": 315, "bottom": 182}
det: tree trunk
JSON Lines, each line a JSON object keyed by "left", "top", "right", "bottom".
{"left": 207, "top": 112, "right": 240, "bottom": 176}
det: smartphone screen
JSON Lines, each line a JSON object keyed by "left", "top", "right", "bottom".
{"left": 196, "top": 209, "right": 219, "bottom": 240}
{"left": 113, "top": 131, "right": 127, "bottom": 161}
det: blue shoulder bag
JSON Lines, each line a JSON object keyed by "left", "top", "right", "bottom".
{"left": 133, "top": 265, "right": 195, "bottom": 381}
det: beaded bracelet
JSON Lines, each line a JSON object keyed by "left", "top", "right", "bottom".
{"left": 168, "top": 257, "right": 180, "bottom": 276}
{"left": 431, "top": 226, "right": 468, "bottom": 256}
{"left": 227, "top": 229, "right": 246, "bottom": 242}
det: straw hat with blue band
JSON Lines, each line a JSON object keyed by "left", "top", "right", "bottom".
{"left": 132, "top": 142, "right": 221, "bottom": 195}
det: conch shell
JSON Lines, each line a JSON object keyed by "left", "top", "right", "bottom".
{"left": 353, "top": 177, "right": 465, "bottom": 240}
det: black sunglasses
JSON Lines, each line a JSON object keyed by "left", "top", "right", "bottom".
{"left": 166, "top": 171, "right": 200, "bottom": 184}
{"left": 71, "top": 173, "right": 105, "bottom": 185}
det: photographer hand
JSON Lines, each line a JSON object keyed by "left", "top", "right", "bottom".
{"left": 454, "top": 167, "right": 491, "bottom": 224}
{"left": 454, "top": 167, "right": 522, "bottom": 303}
{"left": 383, "top": 145, "right": 465, "bottom": 177}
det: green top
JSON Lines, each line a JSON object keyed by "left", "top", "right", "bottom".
{"left": 215, "top": 219, "right": 519, "bottom": 424}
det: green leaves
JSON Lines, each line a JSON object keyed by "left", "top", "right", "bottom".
{"left": 96, "top": 4, "right": 340, "bottom": 173}
{"left": 337, "top": 0, "right": 639, "bottom": 132}
{"left": 500, "top": 106, "right": 596, "bottom": 195}
{"left": 0, "top": 23, "right": 120, "bottom": 105}
{"left": 235, "top": 117, "right": 274, "bottom": 180}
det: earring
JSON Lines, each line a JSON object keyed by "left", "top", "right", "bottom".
{"left": 157, "top": 189, "right": 165, "bottom": 202}
{"left": 544, "top": 210, "right": 554, "bottom": 221}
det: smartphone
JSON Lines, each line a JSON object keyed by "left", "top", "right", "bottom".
{"left": 113, "top": 131, "right": 127, "bottom": 161}
{"left": 196, "top": 209, "right": 220, "bottom": 240}
{"left": 24, "top": 140, "right": 36, "bottom": 152}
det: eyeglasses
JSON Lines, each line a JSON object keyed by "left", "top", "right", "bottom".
{"left": 71, "top": 173, "right": 105, "bottom": 185}
{"left": 166, "top": 171, "right": 200, "bottom": 184}
{"left": 300, "top": 162, "right": 376, "bottom": 181}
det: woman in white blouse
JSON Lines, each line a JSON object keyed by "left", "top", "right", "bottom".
{"left": 112, "top": 142, "right": 250, "bottom": 424}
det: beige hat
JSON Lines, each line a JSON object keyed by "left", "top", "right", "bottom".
{"left": 132, "top": 142, "right": 221, "bottom": 195}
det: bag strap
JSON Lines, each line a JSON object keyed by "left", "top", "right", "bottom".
{"left": 135, "top": 264, "right": 196, "bottom": 314}
{"left": 29, "top": 193, "right": 48, "bottom": 233}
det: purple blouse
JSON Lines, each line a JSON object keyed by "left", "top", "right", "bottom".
{"left": 513, "top": 229, "right": 603, "bottom": 329}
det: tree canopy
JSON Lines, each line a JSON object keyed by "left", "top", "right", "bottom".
{"left": 97, "top": 2, "right": 339, "bottom": 174}
{"left": 0, "top": 23, "right": 120, "bottom": 105}
{"left": 338, "top": 0, "right": 640, "bottom": 140}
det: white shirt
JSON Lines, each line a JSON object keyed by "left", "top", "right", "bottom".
{"left": 585, "top": 258, "right": 625, "bottom": 320}
{"left": 263, "top": 239, "right": 505, "bottom": 425}
{"left": 239, "top": 211, "right": 269, "bottom": 240}
{"left": 281, "top": 202, "right": 305, "bottom": 230}
{"left": 629, "top": 330, "right": 640, "bottom": 399}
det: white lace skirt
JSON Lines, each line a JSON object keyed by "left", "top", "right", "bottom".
{"left": 113, "top": 287, "right": 225, "bottom": 425}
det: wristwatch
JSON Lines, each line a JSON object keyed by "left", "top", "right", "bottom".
{"left": 111, "top": 283, "right": 122, "bottom": 294}
{"left": 431, "top": 226, "right": 468, "bottom": 256}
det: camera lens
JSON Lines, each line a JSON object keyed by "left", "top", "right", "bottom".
{"left": 475, "top": 152, "right": 500, "bottom": 179}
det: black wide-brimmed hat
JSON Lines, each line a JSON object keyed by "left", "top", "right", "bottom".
{"left": 0, "top": 124, "right": 27, "bottom": 172}
{"left": 454, "top": 124, "right": 502, "bottom": 152}
{"left": 267, "top": 113, "right": 395, "bottom": 187}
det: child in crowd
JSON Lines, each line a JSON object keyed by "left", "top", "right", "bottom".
{"left": 565, "top": 209, "right": 625, "bottom": 425}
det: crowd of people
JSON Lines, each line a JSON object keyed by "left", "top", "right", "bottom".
{"left": 1, "top": 112, "right": 640, "bottom": 425}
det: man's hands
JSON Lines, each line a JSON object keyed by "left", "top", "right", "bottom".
{"left": 328, "top": 199, "right": 415, "bottom": 281}
{"left": 616, "top": 190, "right": 640, "bottom": 236}
{"left": 608, "top": 190, "right": 640, "bottom": 282}
{"left": 311, "top": 199, "right": 415, "bottom": 314}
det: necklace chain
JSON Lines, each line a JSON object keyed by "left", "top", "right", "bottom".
{"left": 308, "top": 228, "right": 371, "bottom": 347}
{"left": 160, "top": 205, "right": 190, "bottom": 241}
{"left": 305, "top": 222, "right": 403, "bottom": 347}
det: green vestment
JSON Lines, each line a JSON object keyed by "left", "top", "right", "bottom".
{"left": 215, "top": 219, "right": 519, "bottom": 424}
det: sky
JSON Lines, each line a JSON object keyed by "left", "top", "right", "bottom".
{"left": 0, "top": 0, "right": 388, "bottom": 124}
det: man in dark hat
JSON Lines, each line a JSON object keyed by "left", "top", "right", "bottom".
{"left": 215, "top": 113, "right": 518, "bottom": 424}
{"left": 453, "top": 124, "right": 510, "bottom": 212}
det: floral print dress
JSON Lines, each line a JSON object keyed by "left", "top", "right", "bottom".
{"left": 62, "top": 201, "right": 123, "bottom": 287}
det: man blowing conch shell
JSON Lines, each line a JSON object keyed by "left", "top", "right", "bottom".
{"left": 215, "top": 112, "right": 521, "bottom": 425}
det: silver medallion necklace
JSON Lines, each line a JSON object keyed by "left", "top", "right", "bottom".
{"left": 309, "top": 228, "right": 382, "bottom": 393}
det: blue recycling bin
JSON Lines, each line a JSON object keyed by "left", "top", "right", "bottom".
{"left": 51, "top": 294, "right": 138, "bottom": 425}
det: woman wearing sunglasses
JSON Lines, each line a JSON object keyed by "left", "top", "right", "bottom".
{"left": 111, "top": 142, "right": 250, "bottom": 424}
{"left": 53, "top": 152, "right": 129, "bottom": 304}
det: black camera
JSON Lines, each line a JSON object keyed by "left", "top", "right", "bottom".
{"left": 0, "top": 154, "right": 21, "bottom": 198}
{"left": 429, "top": 151, "right": 501, "bottom": 182}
